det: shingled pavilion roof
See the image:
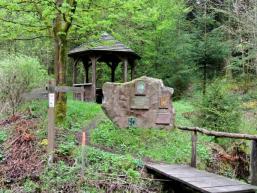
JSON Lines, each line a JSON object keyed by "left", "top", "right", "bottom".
{"left": 68, "top": 33, "right": 141, "bottom": 59}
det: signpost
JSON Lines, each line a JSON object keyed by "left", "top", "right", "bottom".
{"left": 22, "top": 81, "right": 84, "bottom": 166}
{"left": 47, "top": 80, "right": 55, "bottom": 165}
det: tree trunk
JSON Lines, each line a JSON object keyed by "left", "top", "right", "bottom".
{"left": 54, "top": 32, "right": 68, "bottom": 123}
{"left": 53, "top": 0, "right": 77, "bottom": 123}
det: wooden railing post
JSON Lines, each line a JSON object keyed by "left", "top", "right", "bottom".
{"left": 191, "top": 131, "right": 197, "bottom": 168}
{"left": 250, "top": 140, "right": 257, "bottom": 185}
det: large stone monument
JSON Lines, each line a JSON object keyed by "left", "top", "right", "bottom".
{"left": 102, "top": 76, "right": 175, "bottom": 128}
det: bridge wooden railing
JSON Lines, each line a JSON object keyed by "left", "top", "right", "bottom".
{"left": 178, "top": 126, "right": 257, "bottom": 185}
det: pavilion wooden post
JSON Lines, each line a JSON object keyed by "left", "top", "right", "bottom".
{"left": 131, "top": 61, "right": 135, "bottom": 80}
{"left": 91, "top": 56, "right": 96, "bottom": 101}
{"left": 250, "top": 140, "right": 257, "bottom": 185}
{"left": 72, "top": 59, "right": 79, "bottom": 85}
{"left": 85, "top": 66, "right": 89, "bottom": 83}
{"left": 83, "top": 60, "right": 90, "bottom": 83}
{"left": 111, "top": 62, "right": 118, "bottom": 82}
{"left": 191, "top": 131, "right": 197, "bottom": 168}
{"left": 48, "top": 80, "right": 56, "bottom": 166}
{"left": 123, "top": 58, "right": 128, "bottom": 82}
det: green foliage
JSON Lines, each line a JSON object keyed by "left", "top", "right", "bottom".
{"left": 40, "top": 161, "right": 80, "bottom": 192}
{"left": 61, "top": 100, "right": 102, "bottom": 131}
{"left": 0, "top": 130, "right": 8, "bottom": 161}
{"left": 57, "top": 139, "right": 76, "bottom": 156}
{"left": 22, "top": 179, "right": 40, "bottom": 193}
{"left": 0, "top": 131, "right": 7, "bottom": 144}
{"left": 0, "top": 53, "right": 48, "bottom": 114}
{"left": 92, "top": 120, "right": 210, "bottom": 166}
{"left": 173, "top": 100, "right": 195, "bottom": 126}
{"left": 196, "top": 79, "right": 241, "bottom": 133}
{"left": 39, "top": 147, "right": 152, "bottom": 192}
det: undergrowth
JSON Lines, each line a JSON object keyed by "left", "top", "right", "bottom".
{"left": 3, "top": 95, "right": 256, "bottom": 192}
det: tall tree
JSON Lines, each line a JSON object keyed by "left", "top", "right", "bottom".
{"left": 52, "top": 0, "right": 77, "bottom": 121}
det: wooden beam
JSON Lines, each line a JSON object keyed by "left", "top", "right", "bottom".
{"left": 123, "top": 58, "right": 128, "bottom": 82}
{"left": 90, "top": 56, "right": 96, "bottom": 101}
{"left": 178, "top": 126, "right": 257, "bottom": 140}
{"left": 191, "top": 131, "right": 197, "bottom": 168}
{"left": 251, "top": 140, "right": 257, "bottom": 185}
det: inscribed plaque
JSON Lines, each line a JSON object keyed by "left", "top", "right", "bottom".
{"left": 156, "top": 112, "right": 171, "bottom": 125}
{"left": 135, "top": 81, "right": 146, "bottom": 95}
{"left": 130, "top": 96, "right": 150, "bottom": 109}
{"left": 159, "top": 95, "right": 170, "bottom": 109}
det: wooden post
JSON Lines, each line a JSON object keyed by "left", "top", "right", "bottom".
{"left": 111, "top": 66, "right": 115, "bottom": 82}
{"left": 85, "top": 66, "right": 89, "bottom": 83}
{"left": 72, "top": 59, "right": 79, "bottom": 85}
{"left": 131, "top": 62, "right": 135, "bottom": 80}
{"left": 48, "top": 80, "right": 55, "bottom": 165}
{"left": 83, "top": 60, "right": 89, "bottom": 83}
{"left": 80, "top": 87, "right": 84, "bottom": 101}
{"left": 91, "top": 56, "right": 96, "bottom": 101}
{"left": 250, "top": 140, "right": 257, "bottom": 185}
{"left": 191, "top": 131, "right": 197, "bottom": 168}
{"left": 123, "top": 58, "right": 128, "bottom": 82}
{"left": 111, "top": 62, "right": 118, "bottom": 82}
{"left": 81, "top": 131, "right": 86, "bottom": 179}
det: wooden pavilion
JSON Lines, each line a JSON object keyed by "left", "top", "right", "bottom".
{"left": 68, "top": 33, "right": 141, "bottom": 103}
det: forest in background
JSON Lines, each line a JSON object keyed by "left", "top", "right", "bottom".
{"left": 1, "top": 0, "right": 257, "bottom": 98}
{"left": 1, "top": 0, "right": 257, "bottom": 192}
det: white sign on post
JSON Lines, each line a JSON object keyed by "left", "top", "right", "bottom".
{"left": 49, "top": 93, "right": 55, "bottom": 108}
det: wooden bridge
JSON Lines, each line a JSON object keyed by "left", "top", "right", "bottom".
{"left": 145, "top": 126, "right": 257, "bottom": 193}
{"left": 146, "top": 163, "right": 257, "bottom": 193}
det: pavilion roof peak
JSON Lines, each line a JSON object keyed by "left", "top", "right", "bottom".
{"left": 68, "top": 32, "right": 140, "bottom": 59}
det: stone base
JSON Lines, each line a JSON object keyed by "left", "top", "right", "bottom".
{"left": 102, "top": 76, "right": 175, "bottom": 129}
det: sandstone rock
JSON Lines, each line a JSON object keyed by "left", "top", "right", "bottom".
{"left": 102, "top": 76, "right": 175, "bottom": 129}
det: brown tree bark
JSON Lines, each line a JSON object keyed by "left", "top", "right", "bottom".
{"left": 53, "top": 0, "right": 77, "bottom": 122}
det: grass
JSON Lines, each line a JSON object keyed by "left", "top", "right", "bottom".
{"left": 25, "top": 97, "right": 210, "bottom": 168}
{"left": 92, "top": 122, "right": 210, "bottom": 167}
{"left": 8, "top": 96, "right": 256, "bottom": 192}
{"left": 173, "top": 99, "right": 195, "bottom": 126}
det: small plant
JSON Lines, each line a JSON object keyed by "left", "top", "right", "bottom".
{"left": 196, "top": 79, "right": 241, "bottom": 133}
{"left": 0, "top": 131, "right": 7, "bottom": 144}
{"left": 57, "top": 141, "right": 76, "bottom": 156}
{"left": 23, "top": 179, "right": 39, "bottom": 193}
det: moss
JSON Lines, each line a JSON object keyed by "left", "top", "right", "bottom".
{"left": 55, "top": 93, "right": 67, "bottom": 124}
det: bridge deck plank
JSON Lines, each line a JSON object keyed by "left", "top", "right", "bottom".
{"left": 145, "top": 163, "right": 257, "bottom": 193}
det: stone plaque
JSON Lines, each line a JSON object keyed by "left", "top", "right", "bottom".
{"left": 135, "top": 80, "right": 146, "bottom": 96}
{"left": 130, "top": 96, "right": 150, "bottom": 109}
{"left": 128, "top": 117, "right": 137, "bottom": 127}
{"left": 156, "top": 112, "right": 171, "bottom": 125}
{"left": 159, "top": 95, "right": 170, "bottom": 109}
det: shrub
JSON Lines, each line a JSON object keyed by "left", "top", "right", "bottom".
{"left": 196, "top": 79, "right": 241, "bottom": 133}
{"left": 0, "top": 53, "right": 48, "bottom": 114}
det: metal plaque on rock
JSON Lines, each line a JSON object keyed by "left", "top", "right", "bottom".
{"left": 130, "top": 96, "right": 150, "bottom": 110}
{"left": 135, "top": 80, "right": 146, "bottom": 96}
{"left": 128, "top": 117, "right": 137, "bottom": 127}
{"left": 156, "top": 112, "right": 171, "bottom": 125}
{"left": 159, "top": 95, "right": 170, "bottom": 109}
